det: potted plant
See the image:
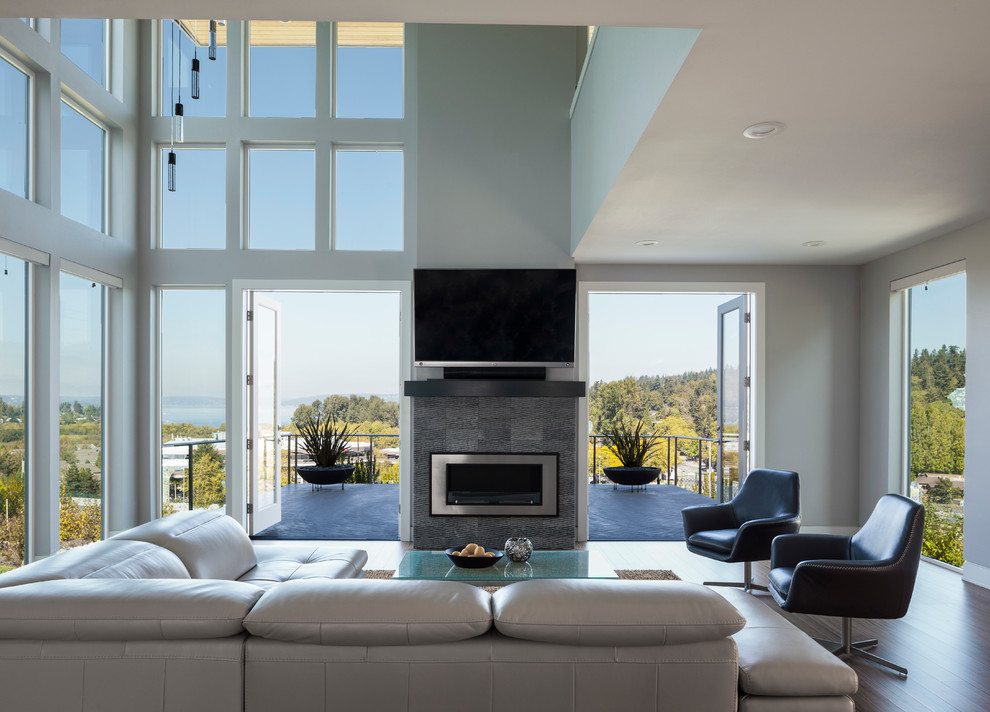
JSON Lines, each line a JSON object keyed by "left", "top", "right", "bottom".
{"left": 294, "top": 402, "right": 359, "bottom": 490}
{"left": 601, "top": 419, "right": 664, "bottom": 490}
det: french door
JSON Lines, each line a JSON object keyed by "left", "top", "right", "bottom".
{"left": 248, "top": 294, "right": 282, "bottom": 533}
{"left": 716, "top": 295, "right": 750, "bottom": 501}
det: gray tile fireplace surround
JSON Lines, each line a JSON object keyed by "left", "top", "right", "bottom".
{"left": 411, "top": 396, "right": 578, "bottom": 549}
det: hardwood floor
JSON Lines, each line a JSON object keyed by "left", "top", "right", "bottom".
{"left": 308, "top": 539, "right": 990, "bottom": 712}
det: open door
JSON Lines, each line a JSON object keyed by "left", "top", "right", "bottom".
{"left": 716, "top": 295, "right": 749, "bottom": 502}
{"left": 248, "top": 294, "right": 282, "bottom": 533}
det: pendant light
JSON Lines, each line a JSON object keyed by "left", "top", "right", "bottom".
{"left": 174, "top": 23, "right": 184, "bottom": 143}
{"left": 209, "top": 20, "right": 217, "bottom": 60}
{"left": 167, "top": 21, "right": 177, "bottom": 192}
{"left": 191, "top": 20, "right": 200, "bottom": 99}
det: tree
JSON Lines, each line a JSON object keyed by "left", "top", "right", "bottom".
{"left": 927, "top": 477, "right": 958, "bottom": 505}
{"left": 190, "top": 443, "right": 225, "bottom": 508}
{"left": 589, "top": 378, "right": 644, "bottom": 433}
{"left": 64, "top": 462, "right": 100, "bottom": 498}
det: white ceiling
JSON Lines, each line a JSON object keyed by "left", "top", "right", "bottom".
{"left": 11, "top": 0, "right": 990, "bottom": 265}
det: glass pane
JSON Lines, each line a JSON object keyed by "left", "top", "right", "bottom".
{"left": 60, "top": 19, "right": 105, "bottom": 86}
{"left": 335, "top": 150, "right": 402, "bottom": 251}
{"left": 60, "top": 102, "right": 105, "bottom": 232}
{"left": 0, "top": 58, "right": 29, "bottom": 199}
{"left": 720, "top": 309, "right": 740, "bottom": 494}
{"left": 248, "top": 149, "right": 315, "bottom": 250}
{"left": 0, "top": 258, "right": 28, "bottom": 571}
{"left": 160, "top": 147, "right": 226, "bottom": 248}
{"left": 336, "top": 22, "right": 403, "bottom": 118}
{"left": 256, "top": 305, "right": 277, "bottom": 509}
{"left": 162, "top": 20, "right": 226, "bottom": 118}
{"left": 59, "top": 273, "right": 103, "bottom": 550}
{"left": 907, "top": 272, "right": 966, "bottom": 567}
{"left": 161, "top": 290, "right": 226, "bottom": 514}
{"left": 249, "top": 21, "right": 315, "bottom": 118}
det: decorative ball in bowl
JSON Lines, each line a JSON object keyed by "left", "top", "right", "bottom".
{"left": 445, "top": 544, "right": 504, "bottom": 568}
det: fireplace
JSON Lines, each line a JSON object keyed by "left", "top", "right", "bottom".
{"left": 431, "top": 453, "right": 558, "bottom": 516}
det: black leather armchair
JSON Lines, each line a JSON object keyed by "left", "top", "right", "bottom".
{"left": 681, "top": 468, "right": 800, "bottom": 592}
{"left": 768, "top": 493, "right": 925, "bottom": 676}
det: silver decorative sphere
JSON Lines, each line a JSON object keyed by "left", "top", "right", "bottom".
{"left": 504, "top": 537, "right": 533, "bottom": 563}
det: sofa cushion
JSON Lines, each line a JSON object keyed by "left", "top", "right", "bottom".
{"left": 238, "top": 544, "right": 368, "bottom": 589}
{"left": 492, "top": 579, "right": 745, "bottom": 646}
{"left": 0, "top": 579, "right": 264, "bottom": 640}
{"left": 0, "top": 540, "right": 190, "bottom": 589}
{"left": 114, "top": 510, "right": 257, "bottom": 581}
{"left": 716, "top": 588, "right": 858, "bottom": 698}
{"left": 243, "top": 579, "right": 492, "bottom": 645}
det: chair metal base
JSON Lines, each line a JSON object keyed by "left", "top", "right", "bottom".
{"left": 814, "top": 616, "right": 908, "bottom": 677}
{"left": 704, "top": 561, "right": 769, "bottom": 593}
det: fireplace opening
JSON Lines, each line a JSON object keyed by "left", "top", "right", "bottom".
{"left": 431, "top": 453, "right": 558, "bottom": 516}
{"left": 447, "top": 464, "right": 543, "bottom": 505}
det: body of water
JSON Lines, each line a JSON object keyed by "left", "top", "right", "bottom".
{"left": 162, "top": 405, "right": 302, "bottom": 428}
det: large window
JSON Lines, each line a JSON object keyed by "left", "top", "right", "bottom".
{"left": 160, "top": 290, "right": 226, "bottom": 514}
{"left": 162, "top": 20, "right": 226, "bottom": 118}
{"left": 59, "top": 273, "right": 105, "bottom": 550}
{"left": 60, "top": 101, "right": 106, "bottom": 232}
{"left": 0, "top": 257, "right": 28, "bottom": 571}
{"left": 906, "top": 271, "right": 966, "bottom": 567}
{"left": 60, "top": 19, "right": 106, "bottom": 86}
{"left": 335, "top": 149, "right": 403, "bottom": 251}
{"left": 0, "top": 56, "right": 30, "bottom": 199}
{"left": 160, "top": 147, "right": 226, "bottom": 248}
{"left": 249, "top": 21, "right": 316, "bottom": 118}
{"left": 336, "top": 23, "right": 403, "bottom": 118}
{"left": 247, "top": 148, "right": 315, "bottom": 250}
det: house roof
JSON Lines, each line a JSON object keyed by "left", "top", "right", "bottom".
{"left": 12, "top": 0, "right": 990, "bottom": 266}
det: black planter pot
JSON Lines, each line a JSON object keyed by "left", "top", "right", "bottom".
{"left": 603, "top": 466, "right": 661, "bottom": 491}
{"left": 296, "top": 464, "right": 355, "bottom": 491}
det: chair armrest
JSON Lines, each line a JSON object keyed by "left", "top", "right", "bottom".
{"left": 729, "top": 515, "right": 801, "bottom": 561}
{"left": 681, "top": 503, "right": 736, "bottom": 538}
{"left": 771, "top": 533, "right": 850, "bottom": 569}
{"left": 782, "top": 558, "right": 917, "bottom": 618}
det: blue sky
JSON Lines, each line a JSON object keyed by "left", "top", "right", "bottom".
{"left": 909, "top": 272, "right": 966, "bottom": 352}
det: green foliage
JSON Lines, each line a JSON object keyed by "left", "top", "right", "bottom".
{"left": 922, "top": 498, "right": 963, "bottom": 567}
{"left": 294, "top": 401, "right": 359, "bottom": 467}
{"left": 64, "top": 461, "right": 100, "bottom": 497}
{"left": 291, "top": 395, "right": 398, "bottom": 429}
{"left": 601, "top": 420, "right": 664, "bottom": 468}
{"left": 927, "top": 477, "right": 958, "bottom": 504}
{"left": 191, "top": 443, "right": 226, "bottom": 508}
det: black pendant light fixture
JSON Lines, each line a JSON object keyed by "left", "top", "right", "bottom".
{"left": 191, "top": 20, "right": 200, "bottom": 100}
{"left": 174, "top": 24, "right": 185, "bottom": 143}
{"left": 209, "top": 20, "right": 217, "bottom": 60}
{"left": 167, "top": 21, "right": 177, "bottom": 192}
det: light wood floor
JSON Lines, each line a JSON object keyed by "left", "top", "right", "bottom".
{"left": 294, "top": 539, "right": 990, "bottom": 712}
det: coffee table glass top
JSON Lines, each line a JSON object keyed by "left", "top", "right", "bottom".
{"left": 393, "top": 549, "right": 617, "bottom": 582}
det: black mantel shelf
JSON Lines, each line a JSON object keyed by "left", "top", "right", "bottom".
{"left": 403, "top": 380, "right": 586, "bottom": 398}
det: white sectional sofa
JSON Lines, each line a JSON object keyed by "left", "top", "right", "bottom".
{"left": 0, "top": 510, "right": 857, "bottom": 712}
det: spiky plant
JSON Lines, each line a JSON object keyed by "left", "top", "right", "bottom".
{"left": 601, "top": 419, "right": 663, "bottom": 468}
{"left": 295, "top": 402, "right": 358, "bottom": 468}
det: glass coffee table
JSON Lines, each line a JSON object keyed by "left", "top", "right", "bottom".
{"left": 393, "top": 549, "right": 617, "bottom": 584}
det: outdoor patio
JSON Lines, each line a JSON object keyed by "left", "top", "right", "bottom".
{"left": 249, "top": 480, "right": 714, "bottom": 541}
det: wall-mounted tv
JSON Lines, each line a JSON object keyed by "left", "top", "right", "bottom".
{"left": 414, "top": 268, "right": 577, "bottom": 367}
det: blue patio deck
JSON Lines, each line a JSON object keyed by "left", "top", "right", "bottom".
{"left": 250, "top": 481, "right": 715, "bottom": 541}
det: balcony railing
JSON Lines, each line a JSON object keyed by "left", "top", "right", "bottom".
{"left": 589, "top": 433, "right": 739, "bottom": 502}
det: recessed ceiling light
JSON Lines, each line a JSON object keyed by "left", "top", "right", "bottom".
{"left": 802, "top": 240, "right": 827, "bottom": 248}
{"left": 635, "top": 240, "right": 659, "bottom": 246}
{"left": 743, "top": 122, "right": 786, "bottom": 139}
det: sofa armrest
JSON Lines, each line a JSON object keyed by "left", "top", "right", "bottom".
{"left": 682, "top": 503, "right": 736, "bottom": 538}
{"left": 0, "top": 578, "right": 264, "bottom": 641}
{"left": 771, "top": 533, "right": 850, "bottom": 569}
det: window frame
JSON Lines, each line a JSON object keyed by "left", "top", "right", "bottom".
{"left": 243, "top": 143, "right": 317, "bottom": 250}
{"left": 59, "top": 96, "right": 109, "bottom": 234}
{"left": 0, "top": 48, "right": 35, "bottom": 202}
{"left": 59, "top": 18, "right": 110, "bottom": 88}
{"left": 332, "top": 144, "right": 405, "bottom": 252}
{"left": 156, "top": 143, "right": 228, "bottom": 249}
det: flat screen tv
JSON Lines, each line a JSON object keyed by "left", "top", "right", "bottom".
{"left": 414, "top": 268, "right": 576, "bottom": 367}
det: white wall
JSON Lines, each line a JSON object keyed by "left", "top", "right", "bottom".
{"left": 860, "top": 217, "right": 990, "bottom": 587}
{"left": 578, "top": 262, "right": 862, "bottom": 531}
{"left": 416, "top": 24, "right": 574, "bottom": 268}
{"left": 570, "top": 27, "right": 699, "bottom": 253}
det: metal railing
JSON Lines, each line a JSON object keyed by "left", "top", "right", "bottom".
{"left": 589, "top": 433, "right": 739, "bottom": 501}
{"left": 162, "top": 437, "right": 226, "bottom": 510}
